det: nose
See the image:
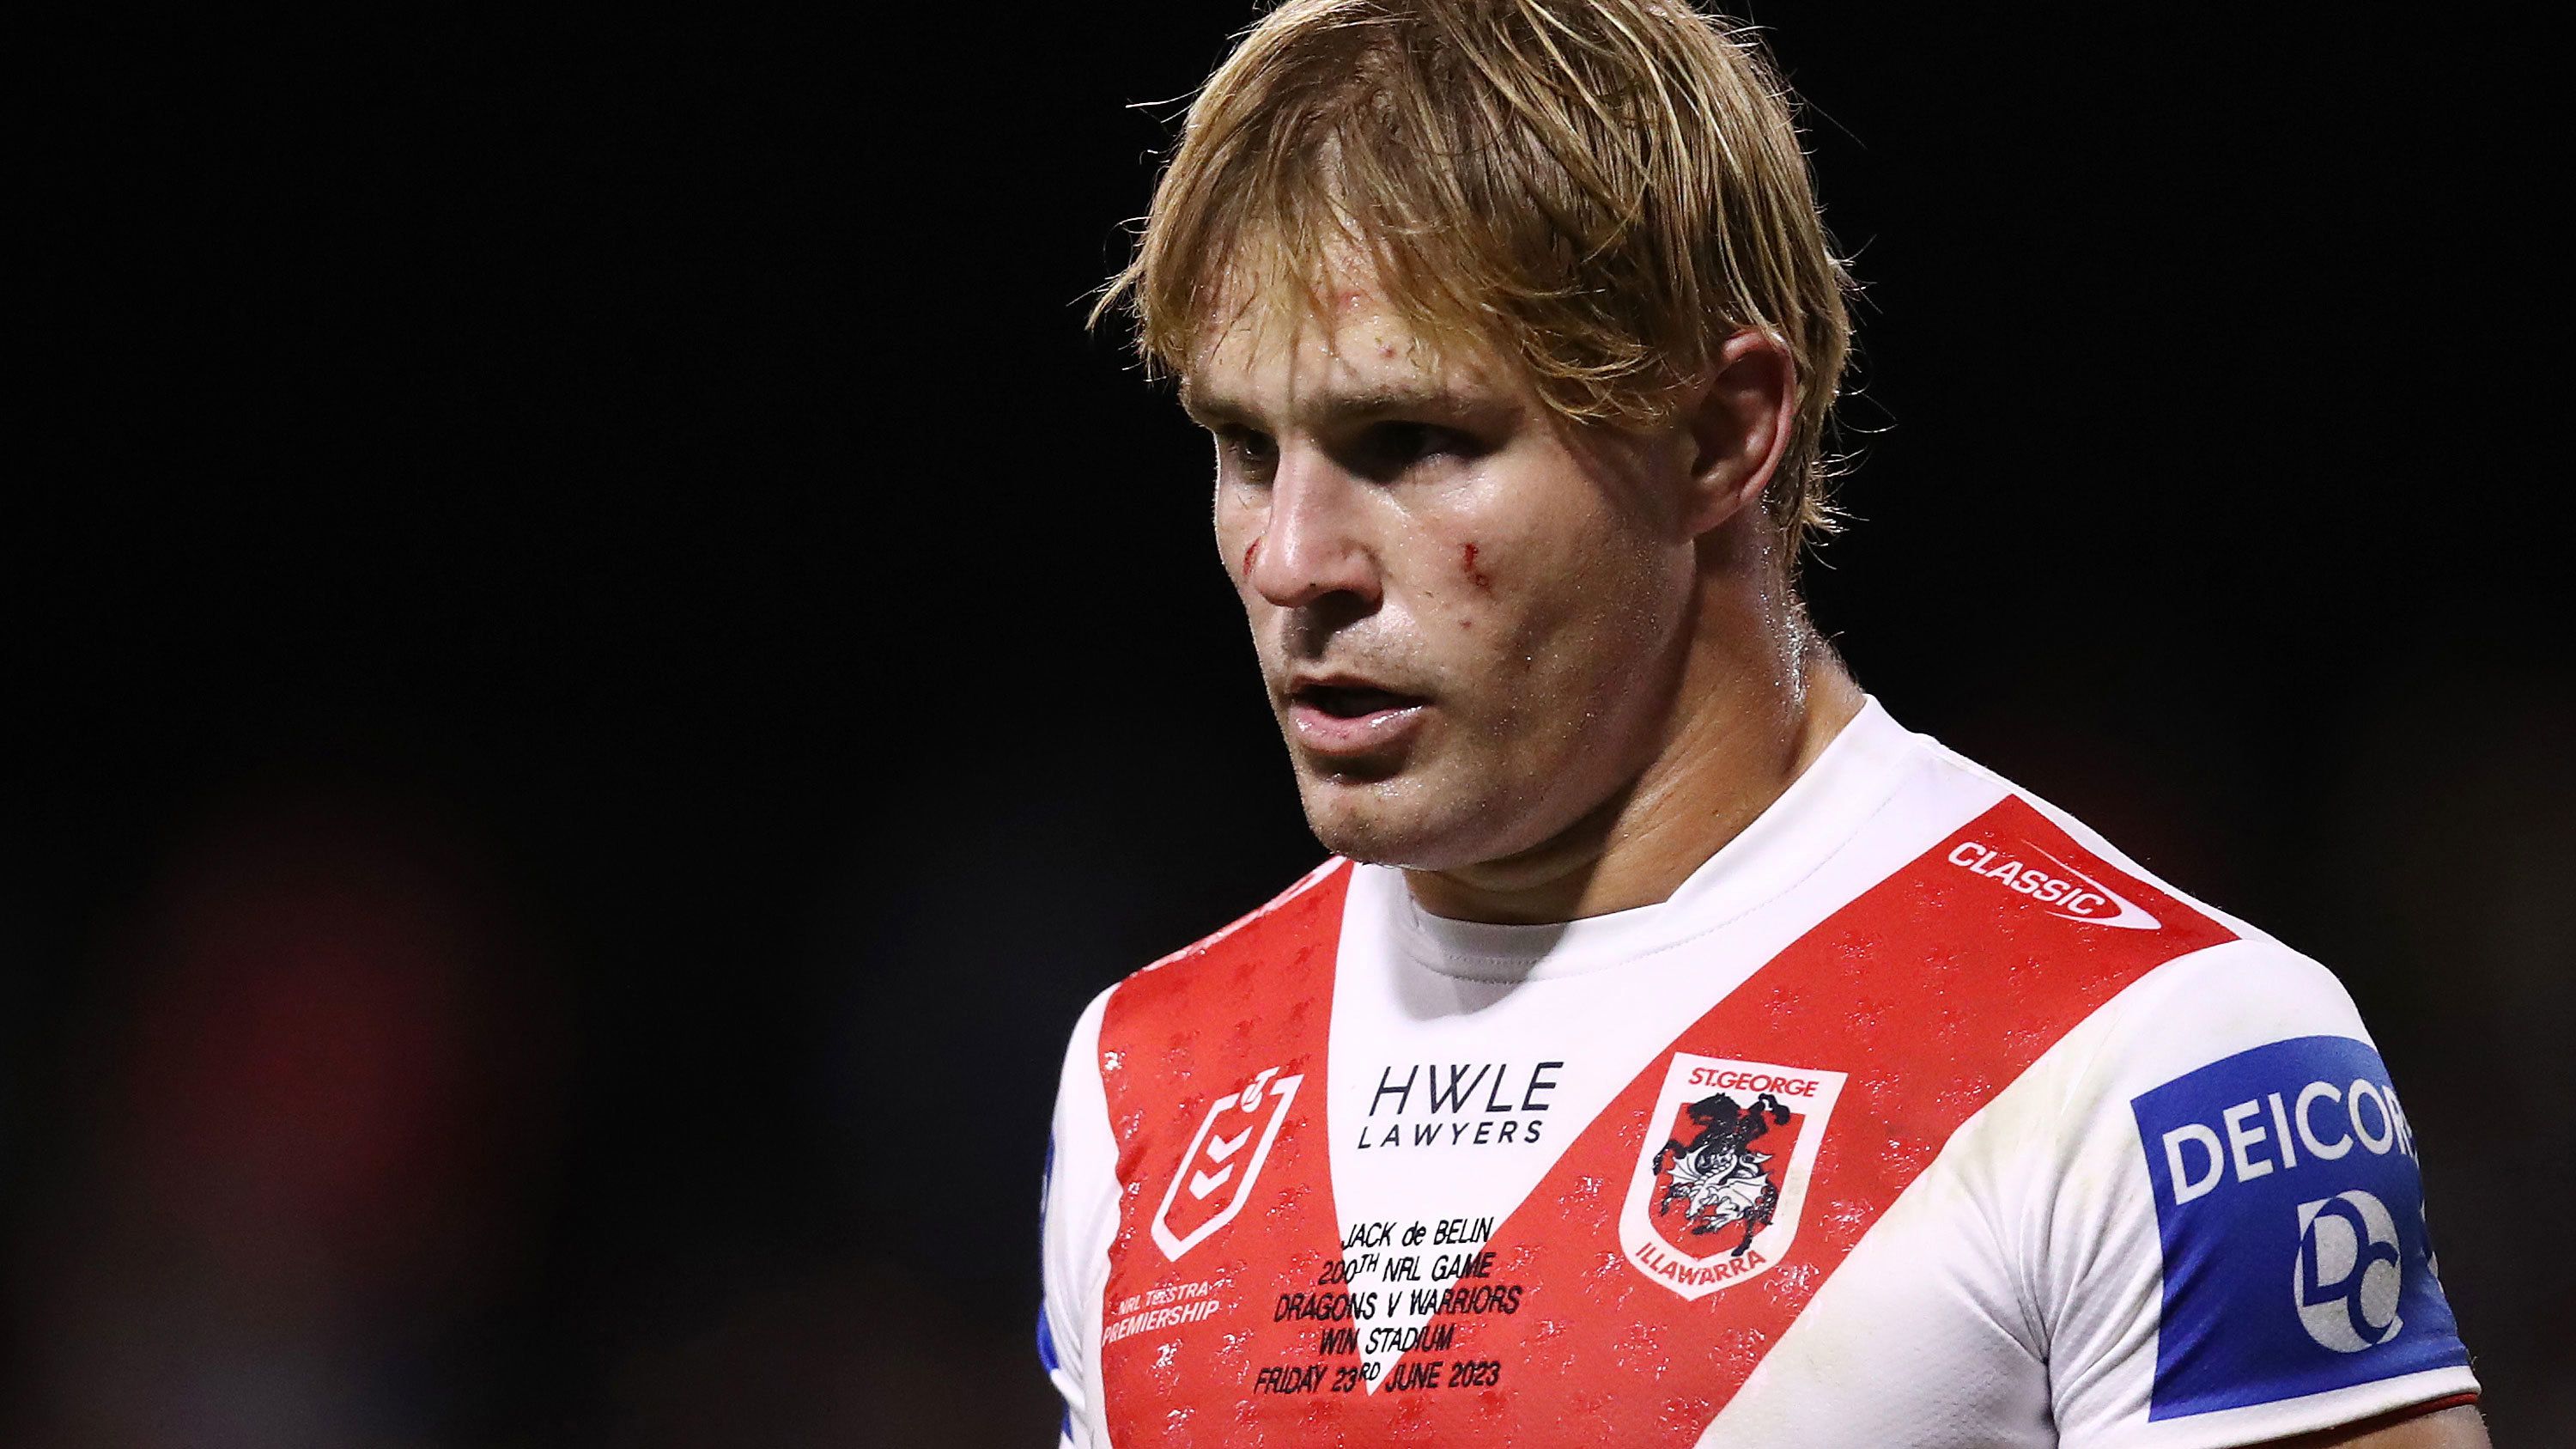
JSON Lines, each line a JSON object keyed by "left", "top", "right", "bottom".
{"left": 1247, "top": 447, "right": 1379, "bottom": 611}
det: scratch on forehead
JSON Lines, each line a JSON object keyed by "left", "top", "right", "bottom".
{"left": 1184, "top": 266, "right": 1446, "bottom": 422}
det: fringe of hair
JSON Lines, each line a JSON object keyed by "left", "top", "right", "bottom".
{"left": 1095, "top": 0, "right": 1856, "bottom": 557}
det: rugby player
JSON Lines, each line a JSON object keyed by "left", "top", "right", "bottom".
{"left": 1040, "top": 2, "right": 2486, "bottom": 1443}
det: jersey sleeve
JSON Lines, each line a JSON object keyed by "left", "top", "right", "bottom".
{"left": 2038, "top": 937, "right": 2479, "bottom": 1447}
{"left": 1040, "top": 985, "right": 1120, "bottom": 1449}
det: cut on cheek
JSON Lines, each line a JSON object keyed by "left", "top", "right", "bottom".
{"left": 1242, "top": 536, "right": 1262, "bottom": 575}
{"left": 1461, "top": 541, "right": 1492, "bottom": 591}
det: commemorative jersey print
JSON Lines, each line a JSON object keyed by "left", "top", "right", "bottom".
{"left": 1091, "top": 799, "right": 2239, "bottom": 1445}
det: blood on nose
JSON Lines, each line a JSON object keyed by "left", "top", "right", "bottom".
{"left": 1243, "top": 536, "right": 1262, "bottom": 575}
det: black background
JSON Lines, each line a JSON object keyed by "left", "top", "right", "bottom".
{"left": 13, "top": 5, "right": 2568, "bottom": 1445}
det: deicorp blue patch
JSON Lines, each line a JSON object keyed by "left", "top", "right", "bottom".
{"left": 2129, "top": 1035, "right": 2468, "bottom": 1419}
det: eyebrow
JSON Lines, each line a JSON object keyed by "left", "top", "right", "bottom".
{"left": 1180, "top": 381, "right": 1515, "bottom": 433}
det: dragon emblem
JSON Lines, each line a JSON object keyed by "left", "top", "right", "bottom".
{"left": 1652, "top": 1090, "right": 1792, "bottom": 1256}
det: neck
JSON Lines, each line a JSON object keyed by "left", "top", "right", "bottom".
{"left": 1404, "top": 556, "right": 1867, "bottom": 926}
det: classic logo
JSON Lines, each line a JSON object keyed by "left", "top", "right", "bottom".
{"left": 1620, "top": 1054, "right": 1845, "bottom": 1300}
{"left": 1151, "top": 1065, "right": 1304, "bottom": 1261}
{"left": 1947, "top": 838, "right": 2161, "bottom": 929}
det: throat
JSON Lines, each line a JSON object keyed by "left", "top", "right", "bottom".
{"left": 1402, "top": 786, "right": 1637, "bottom": 925}
{"left": 1406, "top": 654, "right": 1865, "bottom": 926}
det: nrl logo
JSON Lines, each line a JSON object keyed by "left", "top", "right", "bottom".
{"left": 1620, "top": 1054, "right": 1845, "bottom": 1300}
{"left": 1151, "top": 1065, "right": 1304, "bottom": 1261}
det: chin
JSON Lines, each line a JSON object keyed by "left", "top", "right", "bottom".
{"left": 1294, "top": 771, "right": 1508, "bottom": 872}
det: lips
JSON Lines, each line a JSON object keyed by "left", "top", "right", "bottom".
{"left": 1299, "top": 683, "right": 1419, "bottom": 717}
{"left": 1285, "top": 674, "right": 1430, "bottom": 758}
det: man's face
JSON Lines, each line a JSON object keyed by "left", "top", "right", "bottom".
{"left": 1188, "top": 277, "right": 1704, "bottom": 872}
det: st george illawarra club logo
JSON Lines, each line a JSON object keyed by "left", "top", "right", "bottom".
{"left": 1151, "top": 1065, "right": 1305, "bottom": 1261}
{"left": 1620, "top": 1054, "right": 1846, "bottom": 1300}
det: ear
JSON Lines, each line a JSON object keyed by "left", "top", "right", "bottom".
{"left": 1679, "top": 328, "right": 1797, "bottom": 539}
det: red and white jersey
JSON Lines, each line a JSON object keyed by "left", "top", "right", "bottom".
{"left": 1039, "top": 701, "right": 2478, "bottom": 1447}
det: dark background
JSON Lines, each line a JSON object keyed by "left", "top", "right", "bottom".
{"left": 12, "top": 4, "right": 2567, "bottom": 1445}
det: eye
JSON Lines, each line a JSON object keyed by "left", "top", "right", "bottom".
{"left": 1354, "top": 421, "right": 1481, "bottom": 480}
{"left": 1215, "top": 427, "right": 1278, "bottom": 480}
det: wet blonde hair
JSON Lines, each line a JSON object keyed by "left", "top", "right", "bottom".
{"left": 1096, "top": 0, "right": 1855, "bottom": 557}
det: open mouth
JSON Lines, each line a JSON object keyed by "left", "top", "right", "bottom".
{"left": 1296, "top": 683, "right": 1423, "bottom": 718}
{"left": 1285, "top": 678, "right": 1430, "bottom": 757}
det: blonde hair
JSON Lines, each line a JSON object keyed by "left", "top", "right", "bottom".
{"left": 1095, "top": 0, "right": 1855, "bottom": 557}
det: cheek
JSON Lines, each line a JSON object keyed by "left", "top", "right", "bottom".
{"left": 1435, "top": 465, "right": 1674, "bottom": 637}
{"left": 1459, "top": 541, "right": 1492, "bottom": 592}
{"left": 1457, "top": 529, "right": 1685, "bottom": 715}
{"left": 1213, "top": 490, "right": 1261, "bottom": 585}
{"left": 1479, "top": 522, "right": 1669, "bottom": 635}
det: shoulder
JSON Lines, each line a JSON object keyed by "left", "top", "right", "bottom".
{"left": 2074, "top": 928, "right": 2420, "bottom": 1231}
{"left": 1901, "top": 722, "right": 2360, "bottom": 1025}
{"left": 1908, "top": 762, "right": 2481, "bottom": 1438}
{"left": 2091, "top": 935, "right": 2372, "bottom": 1086}
{"left": 1894, "top": 727, "right": 2417, "bottom": 1193}
{"left": 1094, "top": 856, "right": 1354, "bottom": 1040}
{"left": 1921, "top": 725, "right": 2374, "bottom": 1079}
{"left": 2026, "top": 929, "right": 2403, "bottom": 1236}
{"left": 1053, "top": 855, "right": 1353, "bottom": 1124}
{"left": 1042, "top": 861, "right": 1354, "bottom": 1221}
{"left": 2023, "top": 935, "right": 2477, "bottom": 1439}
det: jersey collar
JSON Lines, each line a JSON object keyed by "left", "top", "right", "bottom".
{"left": 1371, "top": 696, "right": 1924, "bottom": 983}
